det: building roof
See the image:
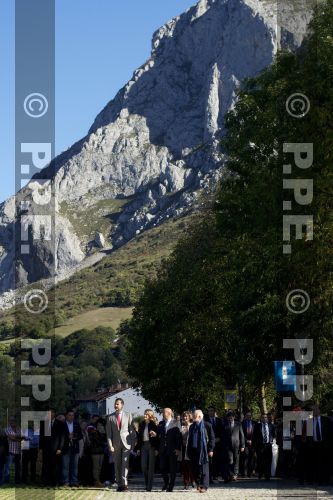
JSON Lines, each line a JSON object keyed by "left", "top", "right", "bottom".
{"left": 77, "top": 383, "right": 130, "bottom": 403}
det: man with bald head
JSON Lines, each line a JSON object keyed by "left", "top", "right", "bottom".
{"left": 150, "top": 408, "right": 182, "bottom": 492}
{"left": 187, "top": 410, "right": 215, "bottom": 493}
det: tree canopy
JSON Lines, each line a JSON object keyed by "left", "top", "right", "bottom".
{"left": 125, "top": 1, "right": 333, "bottom": 413}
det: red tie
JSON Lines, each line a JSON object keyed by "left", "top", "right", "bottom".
{"left": 117, "top": 413, "right": 121, "bottom": 430}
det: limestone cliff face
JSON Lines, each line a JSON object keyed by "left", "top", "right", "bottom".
{"left": 0, "top": 0, "right": 313, "bottom": 297}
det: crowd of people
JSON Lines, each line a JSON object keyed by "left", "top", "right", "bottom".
{"left": 0, "top": 399, "right": 332, "bottom": 493}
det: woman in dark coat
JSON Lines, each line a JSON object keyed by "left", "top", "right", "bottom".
{"left": 181, "top": 411, "right": 195, "bottom": 489}
{"left": 137, "top": 410, "right": 158, "bottom": 492}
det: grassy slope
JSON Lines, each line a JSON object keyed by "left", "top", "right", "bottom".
{"left": 0, "top": 213, "right": 197, "bottom": 337}
{"left": 53, "top": 214, "right": 195, "bottom": 317}
{"left": 51, "top": 306, "right": 133, "bottom": 337}
{"left": 59, "top": 196, "right": 130, "bottom": 244}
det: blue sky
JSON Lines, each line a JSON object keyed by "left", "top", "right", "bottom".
{"left": 0, "top": 0, "right": 195, "bottom": 204}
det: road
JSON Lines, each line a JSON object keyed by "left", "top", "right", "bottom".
{"left": 1, "top": 475, "right": 333, "bottom": 500}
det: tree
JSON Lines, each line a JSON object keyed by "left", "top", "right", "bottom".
{"left": 125, "top": 2, "right": 333, "bottom": 412}
{"left": 125, "top": 212, "right": 231, "bottom": 411}
{"left": 214, "top": 0, "right": 333, "bottom": 404}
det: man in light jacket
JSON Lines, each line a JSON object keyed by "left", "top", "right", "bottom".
{"left": 106, "top": 398, "right": 135, "bottom": 492}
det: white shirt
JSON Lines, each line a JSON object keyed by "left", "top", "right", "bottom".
{"left": 313, "top": 416, "right": 322, "bottom": 442}
{"left": 66, "top": 421, "right": 74, "bottom": 434}
{"left": 47, "top": 418, "right": 55, "bottom": 434}
{"left": 143, "top": 423, "right": 149, "bottom": 442}
{"left": 262, "top": 423, "right": 269, "bottom": 443}
{"left": 165, "top": 419, "right": 172, "bottom": 430}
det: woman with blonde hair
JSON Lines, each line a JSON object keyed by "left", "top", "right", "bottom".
{"left": 137, "top": 409, "right": 158, "bottom": 491}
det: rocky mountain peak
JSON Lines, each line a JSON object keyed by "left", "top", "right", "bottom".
{"left": 0, "top": 0, "right": 314, "bottom": 303}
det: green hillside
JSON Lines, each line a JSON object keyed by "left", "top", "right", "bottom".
{"left": 51, "top": 306, "right": 133, "bottom": 338}
{"left": 0, "top": 213, "right": 198, "bottom": 340}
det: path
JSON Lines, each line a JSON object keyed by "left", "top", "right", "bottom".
{"left": 1, "top": 475, "right": 333, "bottom": 500}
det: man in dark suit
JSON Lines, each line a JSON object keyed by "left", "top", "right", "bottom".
{"left": 221, "top": 410, "right": 245, "bottom": 482}
{"left": 204, "top": 407, "right": 223, "bottom": 482}
{"left": 150, "top": 408, "right": 182, "bottom": 492}
{"left": 61, "top": 409, "right": 83, "bottom": 486}
{"left": 241, "top": 410, "right": 256, "bottom": 477}
{"left": 309, "top": 405, "right": 333, "bottom": 484}
{"left": 294, "top": 406, "right": 312, "bottom": 485}
{"left": 188, "top": 409, "right": 215, "bottom": 493}
{"left": 39, "top": 409, "right": 65, "bottom": 486}
{"left": 253, "top": 413, "right": 275, "bottom": 480}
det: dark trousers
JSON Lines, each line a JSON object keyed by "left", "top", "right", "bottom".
{"left": 5, "top": 453, "right": 21, "bottom": 484}
{"left": 101, "top": 454, "right": 115, "bottom": 484}
{"left": 223, "top": 448, "right": 240, "bottom": 479}
{"left": 78, "top": 454, "right": 93, "bottom": 486}
{"left": 62, "top": 450, "right": 79, "bottom": 485}
{"left": 41, "top": 448, "right": 61, "bottom": 485}
{"left": 190, "top": 451, "right": 209, "bottom": 490}
{"left": 181, "top": 459, "right": 194, "bottom": 487}
{"left": 241, "top": 446, "right": 256, "bottom": 476}
{"left": 256, "top": 444, "right": 272, "bottom": 479}
{"left": 141, "top": 442, "right": 156, "bottom": 490}
{"left": 159, "top": 450, "right": 177, "bottom": 490}
{"left": 296, "top": 442, "right": 311, "bottom": 483}
{"left": 310, "top": 441, "right": 330, "bottom": 484}
{"left": 209, "top": 446, "right": 221, "bottom": 479}
{"left": 22, "top": 448, "right": 38, "bottom": 482}
{"left": 0, "top": 454, "right": 7, "bottom": 485}
{"left": 281, "top": 449, "right": 293, "bottom": 478}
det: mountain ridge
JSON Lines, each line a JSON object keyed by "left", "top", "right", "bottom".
{"left": 0, "top": 0, "right": 314, "bottom": 303}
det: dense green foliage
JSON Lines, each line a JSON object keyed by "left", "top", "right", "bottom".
{"left": 0, "top": 348, "right": 15, "bottom": 424}
{"left": 126, "top": 2, "right": 333, "bottom": 412}
{"left": 51, "top": 326, "right": 129, "bottom": 410}
{"left": 1, "top": 326, "right": 128, "bottom": 419}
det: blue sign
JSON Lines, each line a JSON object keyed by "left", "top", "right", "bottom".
{"left": 274, "top": 361, "right": 296, "bottom": 392}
